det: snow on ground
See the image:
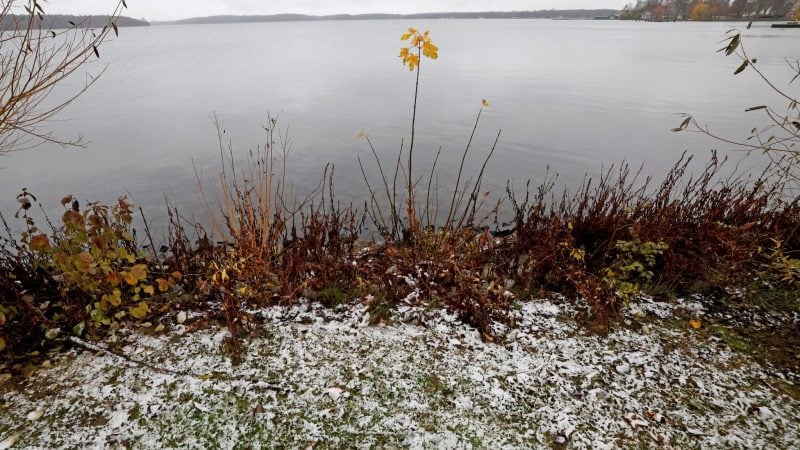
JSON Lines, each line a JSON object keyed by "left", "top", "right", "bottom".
{"left": 1, "top": 297, "right": 798, "bottom": 449}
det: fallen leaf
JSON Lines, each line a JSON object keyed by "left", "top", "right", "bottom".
{"left": 689, "top": 319, "right": 702, "bottom": 329}
{"left": 326, "top": 387, "right": 344, "bottom": 400}
{"left": 686, "top": 427, "right": 706, "bottom": 436}
{"left": 26, "top": 406, "right": 44, "bottom": 421}
{"left": 0, "top": 433, "right": 20, "bottom": 449}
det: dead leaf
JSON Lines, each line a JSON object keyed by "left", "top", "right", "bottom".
{"left": 0, "top": 434, "right": 20, "bottom": 449}
{"left": 26, "top": 406, "right": 44, "bottom": 421}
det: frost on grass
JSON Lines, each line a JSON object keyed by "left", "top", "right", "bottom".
{"left": 1, "top": 298, "right": 798, "bottom": 449}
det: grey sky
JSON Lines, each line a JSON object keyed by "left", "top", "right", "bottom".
{"left": 46, "top": 1, "right": 629, "bottom": 22}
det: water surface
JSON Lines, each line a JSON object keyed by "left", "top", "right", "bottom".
{"left": 1, "top": 19, "right": 797, "bottom": 231}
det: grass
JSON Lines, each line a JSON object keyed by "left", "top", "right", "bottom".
{"left": 2, "top": 298, "right": 798, "bottom": 448}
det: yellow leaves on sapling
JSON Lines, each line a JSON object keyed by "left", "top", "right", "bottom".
{"left": 400, "top": 28, "right": 438, "bottom": 71}
{"left": 421, "top": 41, "right": 438, "bottom": 59}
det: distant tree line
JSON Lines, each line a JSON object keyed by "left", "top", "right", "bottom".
{"left": 162, "top": 10, "right": 619, "bottom": 25}
{"left": 1, "top": 14, "right": 149, "bottom": 30}
{"left": 620, "top": 0, "right": 800, "bottom": 20}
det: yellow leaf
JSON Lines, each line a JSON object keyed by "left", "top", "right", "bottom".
{"left": 400, "top": 33, "right": 411, "bottom": 41}
{"left": 112, "top": 290, "right": 122, "bottom": 306}
{"left": 62, "top": 210, "right": 83, "bottom": 229}
{"left": 103, "top": 289, "right": 122, "bottom": 307}
{"left": 689, "top": 319, "right": 702, "bottom": 329}
{"left": 142, "top": 285, "right": 155, "bottom": 295}
{"left": 106, "top": 272, "right": 120, "bottom": 286}
{"left": 408, "top": 27, "right": 417, "bottom": 34}
{"left": 122, "top": 271, "right": 138, "bottom": 286}
{"left": 482, "top": 99, "right": 489, "bottom": 107}
{"left": 129, "top": 264, "right": 148, "bottom": 282}
{"left": 118, "top": 247, "right": 132, "bottom": 262}
{"left": 399, "top": 47, "right": 409, "bottom": 58}
{"left": 28, "top": 234, "right": 51, "bottom": 252}
{"left": 157, "top": 278, "right": 170, "bottom": 292}
{"left": 221, "top": 269, "right": 229, "bottom": 282}
{"left": 74, "top": 253, "right": 95, "bottom": 274}
{"left": 171, "top": 271, "right": 183, "bottom": 281}
{"left": 422, "top": 42, "right": 433, "bottom": 57}
{"left": 130, "top": 302, "right": 149, "bottom": 320}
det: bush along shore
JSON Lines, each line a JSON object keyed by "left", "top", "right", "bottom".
{"left": 2, "top": 142, "right": 799, "bottom": 359}
{"left": 1, "top": 28, "right": 799, "bottom": 362}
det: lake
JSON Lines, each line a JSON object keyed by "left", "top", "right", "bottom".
{"left": 1, "top": 19, "right": 797, "bottom": 233}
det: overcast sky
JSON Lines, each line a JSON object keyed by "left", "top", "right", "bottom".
{"left": 45, "top": 1, "right": 630, "bottom": 22}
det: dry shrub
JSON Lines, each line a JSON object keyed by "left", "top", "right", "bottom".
{"left": 2, "top": 145, "right": 798, "bottom": 355}
{"left": 501, "top": 152, "right": 799, "bottom": 321}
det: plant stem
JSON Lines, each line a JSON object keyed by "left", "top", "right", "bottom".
{"left": 407, "top": 46, "right": 422, "bottom": 247}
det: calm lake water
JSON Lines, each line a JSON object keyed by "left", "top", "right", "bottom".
{"left": 1, "top": 19, "right": 798, "bottom": 232}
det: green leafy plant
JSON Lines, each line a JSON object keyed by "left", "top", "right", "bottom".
{"left": 603, "top": 238, "right": 668, "bottom": 303}
{"left": 765, "top": 239, "right": 800, "bottom": 286}
{"left": 22, "top": 194, "right": 156, "bottom": 331}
